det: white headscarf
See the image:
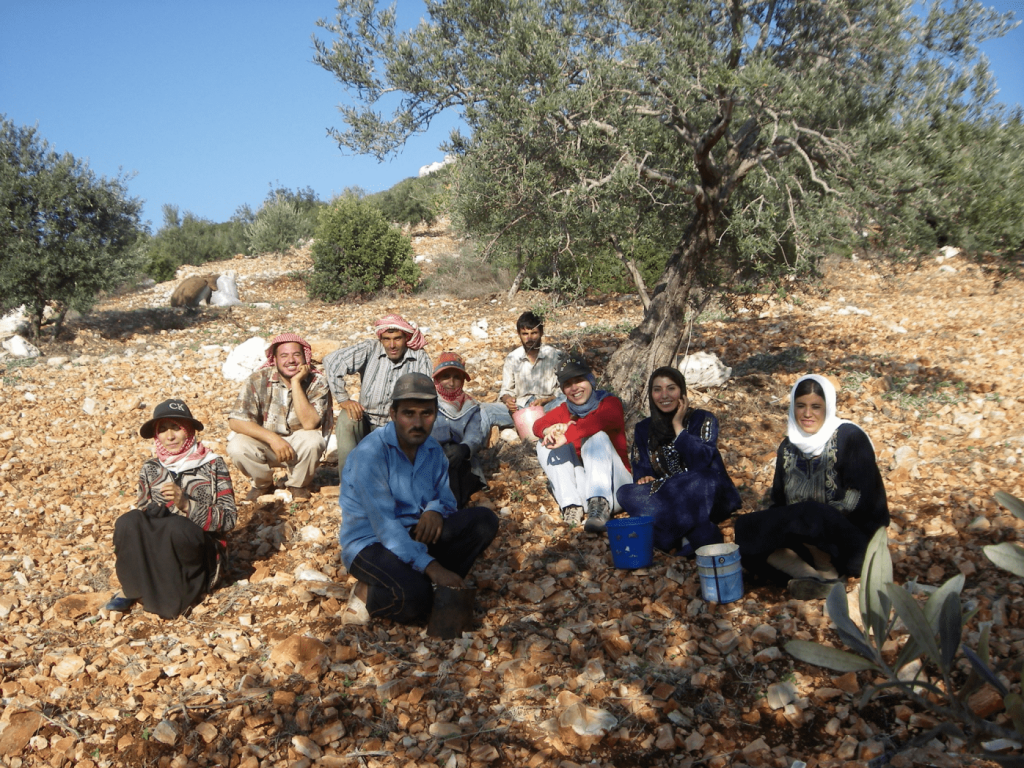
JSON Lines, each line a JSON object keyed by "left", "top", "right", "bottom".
{"left": 786, "top": 374, "right": 860, "bottom": 457}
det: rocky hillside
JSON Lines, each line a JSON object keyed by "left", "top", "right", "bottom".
{"left": 0, "top": 230, "right": 1022, "bottom": 768}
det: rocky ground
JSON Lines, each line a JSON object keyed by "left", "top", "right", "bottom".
{"left": 0, "top": 229, "right": 1022, "bottom": 768}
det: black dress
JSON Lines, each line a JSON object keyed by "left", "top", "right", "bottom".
{"left": 734, "top": 423, "right": 889, "bottom": 581}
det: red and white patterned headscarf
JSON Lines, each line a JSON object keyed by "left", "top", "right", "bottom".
{"left": 260, "top": 333, "right": 315, "bottom": 369}
{"left": 153, "top": 419, "right": 217, "bottom": 472}
{"left": 374, "top": 314, "right": 426, "bottom": 350}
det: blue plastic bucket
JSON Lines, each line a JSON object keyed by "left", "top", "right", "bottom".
{"left": 606, "top": 517, "right": 654, "bottom": 569}
{"left": 695, "top": 543, "right": 744, "bottom": 604}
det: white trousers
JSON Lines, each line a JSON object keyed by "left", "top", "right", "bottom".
{"left": 537, "top": 431, "right": 630, "bottom": 510}
{"left": 227, "top": 430, "right": 326, "bottom": 489}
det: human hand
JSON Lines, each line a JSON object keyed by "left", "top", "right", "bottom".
{"left": 413, "top": 509, "right": 444, "bottom": 544}
{"left": 500, "top": 395, "right": 517, "bottom": 413}
{"left": 159, "top": 482, "right": 186, "bottom": 510}
{"left": 534, "top": 395, "right": 554, "bottom": 407}
{"left": 339, "top": 400, "right": 364, "bottom": 421}
{"left": 637, "top": 476, "right": 656, "bottom": 485}
{"left": 672, "top": 398, "right": 688, "bottom": 435}
{"left": 542, "top": 429, "right": 568, "bottom": 449}
{"left": 290, "top": 363, "right": 311, "bottom": 387}
{"left": 443, "top": 443, "right": 471, "bottom": 464}
{"left": 425, "top": 560, "right": 465, "bottom": 588}
{"left": 269, "top": 435, "right": 296, "bottom": 464}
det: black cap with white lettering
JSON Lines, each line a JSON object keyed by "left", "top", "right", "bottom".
{"left": 139, "top": 398, "right": 205, "bottom": 438}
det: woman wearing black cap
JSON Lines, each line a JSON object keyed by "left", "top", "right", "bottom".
{"left": 532, "top": 354, "right": 631, "bottom": 532}
{"left": 105, "top": 399, "right": 237, "bottom": 619}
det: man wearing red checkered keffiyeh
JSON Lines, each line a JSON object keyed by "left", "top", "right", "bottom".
{"left": 323, "top": 313, "right": 433, "bottom": 470}
{"left": 227, "top": 333, "right": 334, "bottom": 503}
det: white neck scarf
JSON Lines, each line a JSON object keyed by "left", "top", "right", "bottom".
{"left": 786, "top": 374, "right": 858, "bottom": 458}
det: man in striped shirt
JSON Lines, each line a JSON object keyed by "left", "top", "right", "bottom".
{"left": 324, "top": 314, "right": 433, "bottom": 470}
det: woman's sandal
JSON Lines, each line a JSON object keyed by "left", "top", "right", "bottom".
{"left": 787, "top": 577, "right": 841, "bottom": 600}
{"left": 341, "top": 588, "right": 370, "bottom": 626}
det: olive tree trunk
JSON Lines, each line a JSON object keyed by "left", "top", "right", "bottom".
{"left": 604, "top": 207, "right": 717, "bottom": 415}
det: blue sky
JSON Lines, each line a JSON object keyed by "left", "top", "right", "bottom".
{"left": 1, "top": 1, "right": 1020, "bottom": 232}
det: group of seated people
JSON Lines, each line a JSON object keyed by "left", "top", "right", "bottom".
{"left": 106, "top": 311, "right": 890, "bottom": 623}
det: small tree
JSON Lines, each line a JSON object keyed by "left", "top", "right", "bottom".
{"left": 307, "top": 196, "right": 419, "bottom": 301}
{"left": 0, "top": 116, "right": 143, "bottom": 338}
{"left": 246, "top": 186, "right": 322, "bottom": 256}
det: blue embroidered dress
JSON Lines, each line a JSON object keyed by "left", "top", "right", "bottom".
{"left": 616, "top": 408, "right": 741, "bottom": 554}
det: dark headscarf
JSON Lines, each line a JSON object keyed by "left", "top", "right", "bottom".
{"left": 647, "top": 366, "right": 688, "bottom": 451}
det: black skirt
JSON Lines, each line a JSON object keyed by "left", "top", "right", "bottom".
{"left": 113, "top": 504, "right": 219, "bottom": 619}
{"left": 733, "top": 500, "right": 872, "bottom": 583}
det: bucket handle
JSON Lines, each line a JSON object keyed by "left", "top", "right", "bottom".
{"left": 711, "top": 556, "right": 725, "bottom": 600}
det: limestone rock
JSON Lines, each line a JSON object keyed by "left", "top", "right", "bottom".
{"left": 676, "top": 351, "right": 730, "bottom": 388}
{"left": 2, "top": 335, "right": 40, "bottom": 359}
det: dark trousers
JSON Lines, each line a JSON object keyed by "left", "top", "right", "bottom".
{"left": 348, "top": 506, "right": 498, "bottom": 625}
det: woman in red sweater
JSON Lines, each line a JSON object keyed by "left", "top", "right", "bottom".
{"left": 533, "top": 355, "right": 631, "bottom": 533}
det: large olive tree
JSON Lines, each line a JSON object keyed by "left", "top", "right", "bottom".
{"left": 0, "top": 116, "right": 143, "bottom": 339}
{"left": 313, "top": 0, "right": 1015, "bottom": 408}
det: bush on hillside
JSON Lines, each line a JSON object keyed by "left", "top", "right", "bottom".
{"left": 246, "top": 186, "right": 321, "bottom": 256}
{"left": 415, "top": 246, "right": 510, "bottom": 300}
{"left": 365, "top": 171, "right": 447, "bottom": 227}
{"left": 143, "top": 205, "right": 246, "bottom": 282}
{"left": 307, "top": 196, "right": 419, "bottom": 301}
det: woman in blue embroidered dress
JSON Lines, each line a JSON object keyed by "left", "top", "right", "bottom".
{"left": 734, "top": 375, "right": 889, "bottom": 599}
{"left": 616, "top": 367, "right": 741, "bottom": 555}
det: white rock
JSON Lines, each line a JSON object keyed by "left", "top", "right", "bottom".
{"left": 766, "top": 681, "right": 799, "bottom": 710}
{"left": 0, "top": 306, "right": 29, "bottom": 335}
{"left": 470, "top": 319, "right": 489, "bottom": 340}
{"left": 299, "top": 526, "right": 325, "bottom": 542}
{"left": 274, "top": 488, "right": 294, "bottom": 504}
{"left": 151, "top": 720, "right": 179, "bottom": 745}
{"left": 295, "top": 567, "right": 330, "bottom": 582}
{"left": 499, "top": 428, "right": 520, "bottom": 443}
{"left": 83, "top": 397, "right": 97, "bottom": 415}
{"left": 47, "top": 357, "right": 68, "bottom": 367}
{"left": 222, "top": 336, "right": 267, "bottom": 382}
{"left": 677, "top": 351, "right": 731, "bottom": 388}
{"left": 2, "top": 335, "right": 40, "bottom": 359}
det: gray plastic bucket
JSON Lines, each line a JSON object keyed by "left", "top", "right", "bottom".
{"left": 695, "top": 543, "right": 743, "bottom": 604}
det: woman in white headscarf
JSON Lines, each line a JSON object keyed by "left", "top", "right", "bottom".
{"left": 106, "top": 399, "right": 237, "bottom": 618}
{"left": 734, "top": 375, "right": 889, "bottom": 599}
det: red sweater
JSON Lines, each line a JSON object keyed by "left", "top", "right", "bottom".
{"left": 533, "top": 397, "right": 631, "bottom": 471}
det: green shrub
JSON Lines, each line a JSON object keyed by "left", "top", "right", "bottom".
{"left": 415, "top": 246, "right": 510, "bottom": 299}
{"left": 143, "top": 205, "right": 245, "bottom": 281}
{"left": 246, "top": 188, "right": 320, "bottom": 256}
{"left": 365, "top": 171, "right": 447, "bottom": 227}
{"left": 307, "top": 197, "right": 419, "bottom": 301}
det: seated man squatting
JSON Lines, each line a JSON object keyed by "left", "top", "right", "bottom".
{"left": 227, "top": 333, "right": 333, "bottom": 501}
{"left": 338, "top": 373, "right": 499, "bottom": 626}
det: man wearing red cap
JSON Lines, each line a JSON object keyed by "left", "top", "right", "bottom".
{"left": 227, "top": 334, "right": 333, "bottom": 502}
{"left": 323, "top": 313, "right": 433, "bottom": 470}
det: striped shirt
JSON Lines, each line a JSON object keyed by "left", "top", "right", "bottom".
{"left": 323, "top": 340, "right": 433, "bottom": 427}
{"left": 498, "top": 344, "right": 564, "bottom": 407}
{"left": 228, "top": 367, "right": 334, "bottom": 438}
